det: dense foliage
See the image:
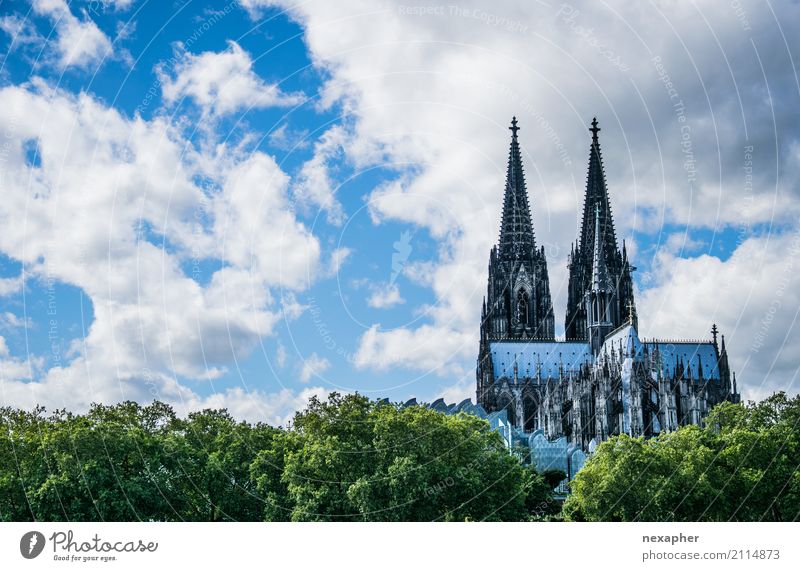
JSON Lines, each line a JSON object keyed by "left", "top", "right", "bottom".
{"left": 0, "top": 393, "right": 553, "bottom": 521}
{"left": 3, "top": 391, "right": 798, "bottom": 522}
{"left": 563, "top": 392, "right": 800, "bottom": 521}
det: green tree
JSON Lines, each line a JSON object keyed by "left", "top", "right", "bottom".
{"left": 8, "top": 401, "right": 179, "bottom": 521}
{"left": 254, "top": 392, "right": 549, "bottom": 521}
{"left": 563, "top": 393, "right": 800, "bottom": 521}
{"left": 169, "top": 409, "right": 279, "bottom": 521}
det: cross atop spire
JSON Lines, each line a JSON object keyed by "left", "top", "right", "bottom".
{"left": 509, "top": 116, "right": 520, "bottom": 137}
{"left": 590, "top": 117, "right": 600, "bottom": 142}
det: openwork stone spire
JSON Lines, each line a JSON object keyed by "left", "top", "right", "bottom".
{"left": 591, "top": 205, "right": 612, "bottom": 292}
{"left": 498, "top": 117, "right": 536, "bottom": 259}
{"left": 565, "top": 117, "right": 633, "bottom": 340}
{"left": 580, "top": 118, "right": 618, "bottom": 261}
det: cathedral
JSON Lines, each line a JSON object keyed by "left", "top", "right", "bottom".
{"left": 476, "top": 117, "right": 740, "bottom": 452}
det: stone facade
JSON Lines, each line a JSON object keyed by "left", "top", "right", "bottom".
{"left": 476, "top": 117, "right": 740, "bottom": 451}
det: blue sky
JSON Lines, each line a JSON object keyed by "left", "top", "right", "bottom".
{"left": 0, "top": 0, "right": 798, "bottom": 423}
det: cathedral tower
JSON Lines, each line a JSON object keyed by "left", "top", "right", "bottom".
{"left": 565, "top": 118, "right": 636, "bottom": 340}
{"left": 586, "top": 206, "right": 615, "bottom": 354}
{"left": 477, "top": 117, "right": 555, "bottom": 410}
{"left": 482, "top": 117, "right": 554, "bottom": 342}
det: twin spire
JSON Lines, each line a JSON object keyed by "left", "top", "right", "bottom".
{"left": 496, "top": 115, "right": 636, "bottom": 342}
{"left": 498, "top": 116, "right": 537, "bottom": 259}
{"left": 497, "top": 115, "right": 615, "bottom": 268}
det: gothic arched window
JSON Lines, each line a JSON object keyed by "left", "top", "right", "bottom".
{"left": 516, "top": 289, "right": 530, "bottom": 326}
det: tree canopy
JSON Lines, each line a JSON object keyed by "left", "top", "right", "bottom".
{"left": 563, "top": 392, "right": 800, "bottom": 521}
{"left": 0, "top": 392, "right": 553, "bottom": 521}
{"left": 3, "top": 391, "right": 797, "bottom": 522}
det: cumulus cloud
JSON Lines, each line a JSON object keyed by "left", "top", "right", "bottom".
{"left": 254, "top": 0, "right": 800, "bottom": 395}
{"left": 298, "top": 352, "right": 330, "bottom": 382}
{"left": 0, "top": 276, "right": 24, "bottom": 297}
{"left": 291, "top": 125, "right": 349, "bottom": 224}
{"left": 0, "top": 14, "right": 44, "bottom": 48}
{"left": 178, "top": 385, "right": 332, "bottom": 426}
{"left": 366, "top": 282, "right": 404, "bottom": 309}
{"left": 326, "top": 247, "right": 352, "bottom": 276}
{"left": 268, "top": 123, "right": 310, "bottom": 151}
{"left": 32, "top": 0, "right": 112, "bottom": 70}
{"left": 158, "top": 40, "right": 304, "bottom": 118}
{"left": 638, "top": 230, "right": 800, "bottom": 400}
{"left": 0, "top": 80, "right": 323, "bottom": 417}
{"left": 354, "top": 324, "right": 474, "bottom": 377}
{"left": 0, "top": 334, "right": 41, "bottom": 381}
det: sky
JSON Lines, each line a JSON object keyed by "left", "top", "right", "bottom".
{"left": 0, "top": 0, "right": 798, "bottom": 424}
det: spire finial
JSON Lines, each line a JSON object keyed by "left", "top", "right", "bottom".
{"left": 711, "top": 323, "right": 719, "bottom": 347}
{"left": 590, "top": 117, "right": 600, "bottom": 142}
{"left": 509, "top": 116, "right": 520, "bottom": 137}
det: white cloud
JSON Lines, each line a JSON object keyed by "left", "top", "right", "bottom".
{"left": 0, "top": 276, "right": 24, "bottom": 297}
{"left": 209, "top": 152, "right": 321, "bottom": 290}
{"left": 268, "top": 123, "right": 310, "bottom": 151}
{"left": 32, "top": 0, "right": 112, "bottom": 70}
{"left": 0, "top": 80, "right": 323, "bottom": 417}
{"left": 255, "top": 0, "right": 800, "bottom": 395}
{"left": 0, "top": 312, "right": 32, "bottom": 330}
{"left": 663, "top": 232, "right": 707, "bottom": 256}
{"left": 366, "top": 282, "right": 404, "bottom": 309}
{"left": 98, "top": 0, "right": 137, "bottom": 10}
{"left": 354, "top": 324, "right": 474, "bottom": 377}
{"left": 0, "top": 14, "right": 44, "bottom": 48}
{"left": 435, "top": 376, "right": 475, "bottom": 405}
{"left": 299, "top": 352, "right": 330, "bottom": 382}
{"left": 276, "top": 342, "right": 287, "bottom": 367}
{"left": 638, "top": 230, "right": 800, "bottom": 400}
{"left": 327, "top": 246, "right": 352, "bottom": 276}
{"left": 0, "top": 334, "right": 41, "bottom": 381}
{"left": 292, "top": 125, "right": 348, "bottom": 224}
{"left": 158, "top": 40, "right": 303, "bottom": 118}
{"left": 177, "top": 385, "right": 332, "bottom": 426}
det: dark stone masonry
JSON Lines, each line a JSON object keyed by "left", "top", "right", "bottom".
{"left": 476, "top": 117, "right": 740, "bottom": 452}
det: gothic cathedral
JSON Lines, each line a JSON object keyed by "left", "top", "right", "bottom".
{"left": 476, "top": 117, "right": 740, "bottom": 451}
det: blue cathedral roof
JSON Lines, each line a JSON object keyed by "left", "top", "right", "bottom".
{"left": 490, "top": 326, "right": 721, "bottom": 382}
{"left": 490, "top": 341, "right": 592, "bottom": 379}
{"left": 598, "top": 323, "right": 721, "bottom": 380}
{"left": 644, "top": 341, "right": 721, "bottom": 380}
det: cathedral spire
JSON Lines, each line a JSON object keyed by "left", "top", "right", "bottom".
{"left": 565, "top": 117, "right": 632, "bottom": 340}
{"left": 591, "top": 205, "right": 612, "bottom": 292}
{"left": 498, "top": 117, "right": 536, "bottom": 258}
{"left": 586, "top": 204, "right": 614, "bottom": 354}
{"left": 580, "top": 118, "right": 617, "bottom": 260}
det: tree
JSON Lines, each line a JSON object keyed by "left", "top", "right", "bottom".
{"left": 563, "top": 392, "right": 800, "bottom": 521}
{"left": 250, "top": 392, "right": 548, "bottom": 521}
{"left": 169, "top": 409, "right": 279, "bottom": 521}
{"left": 1, "top": 394, "right": 560, "bottom": 522}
